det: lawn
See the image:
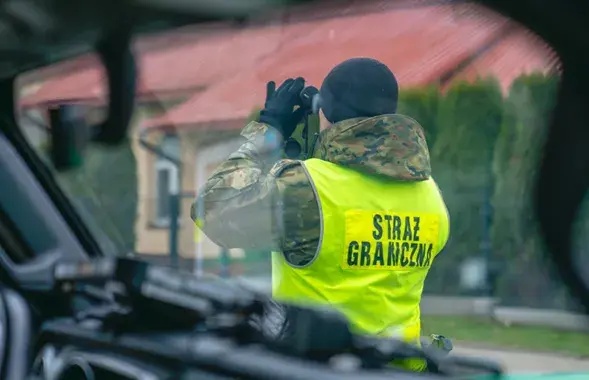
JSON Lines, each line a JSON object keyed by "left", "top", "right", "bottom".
{"left": 421, "top": 315, "right": 589, "bottom": 357}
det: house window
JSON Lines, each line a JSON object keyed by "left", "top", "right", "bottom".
{"left": 154, "top": 134, "right": 180, "bottom": 227}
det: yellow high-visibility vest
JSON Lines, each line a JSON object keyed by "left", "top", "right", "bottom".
{"left": 194, "top": 219, "right": 204, "bottom": 243}
{"left": 272, "top": 158, "right": 450, "bottom": 371}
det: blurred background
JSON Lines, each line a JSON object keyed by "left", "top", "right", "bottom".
{"left": 14, "top": 0, "right": 589, "bottom": 367}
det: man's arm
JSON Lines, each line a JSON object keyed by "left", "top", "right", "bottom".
{"left": 191, "top": 121, "right": 283, "bottom": 251}
{"left": 191, "top": 121, "right": 320, "bottom": 266}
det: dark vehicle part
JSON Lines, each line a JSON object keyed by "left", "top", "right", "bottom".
{"left": 29, "top": 257, "right": 503, "bottom": 379}
{"left": 91, "top": 23, "right": 136, "bottom": 147}
{"left": 0, "top": 130, "right": 91, "bottom": 289}
{"left": 0, "top": 287, "right": 32, "bottom": 380}
{"left": 48, "top": 25, "right": 137, "bottom": 172}
{"left": 49, "top": 106, "right": 89, "bottom": 171}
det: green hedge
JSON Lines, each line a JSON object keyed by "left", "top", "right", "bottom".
{"left": 416, "top": 74, "right": 565, "bottom": 307}
{"left": 490, "top": 74, "right": 573, "bottom": 309}
{"left": 425, "top": 78, "right": 504, "bottom": 294}
{"left": 397, "top": 85, "right": 441, "bottom": 149}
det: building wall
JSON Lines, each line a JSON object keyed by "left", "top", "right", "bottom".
{"left": 133, "top": 126, "right": 200, "bottom": 260}
{"left": 132, "top": 115, "right": 244, "bottom": 269}
{"left": 132, "top": 106, "right": 166, "bottom": 256}
{"left": 178, "top": 135, "right": 197, "bottom": 259}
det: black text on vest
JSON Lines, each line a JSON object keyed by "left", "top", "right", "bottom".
{"left": 346, "top": 213, "right": 434, "bottom": 268}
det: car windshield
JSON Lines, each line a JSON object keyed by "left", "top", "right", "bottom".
{"left": 13, "top": 0, "right": 589, "bottom": 375}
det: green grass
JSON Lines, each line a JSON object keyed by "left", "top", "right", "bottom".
{"left": 422, "top": 315, "right": 589, "bottom": 357}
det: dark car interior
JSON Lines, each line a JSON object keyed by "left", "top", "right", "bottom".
{"left": 0, "top": 0, "right": 587, "bottom": 379}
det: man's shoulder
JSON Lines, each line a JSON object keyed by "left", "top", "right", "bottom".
{"left": 270, "top": 158, "right": 303, "bottom": 176}
{"left": 271, "top": 159, "right": 315, "bottom": 208}
{"left": 270, "top": 159, "right": 309, "bottom": 188}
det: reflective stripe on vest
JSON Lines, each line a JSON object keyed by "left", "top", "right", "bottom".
{"left": 271, "top": 158, "right": 449, "bottom": 369}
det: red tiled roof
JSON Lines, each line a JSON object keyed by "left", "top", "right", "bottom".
{"left": 20, "top": 60, "right": 107, "bottom": 107}
{"left": 18, "top": 0, "right": 437, "bottom": 99}
{"left": 19, "top": 1, "right": 507, "bottom": 110}
{"left": 18, "top": 22, "right": 235, "bottom": 89}
{"left": 145, "top": 4, "right": 516, "bottom": 129}
{"left": 448, "top": 30, "right": 559, "bottom": 92}
{"left": 21, "top": 1, "right": 559, "bottom": 131}
{"left": 19, "top": 23, "right": 287, "bottom": 108}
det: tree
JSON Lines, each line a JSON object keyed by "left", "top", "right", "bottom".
{"left": 490, "top": 73, "right": 570, "bottom": 308}
{"left": 426, "top": 77, "right": 504, "bottom": 294}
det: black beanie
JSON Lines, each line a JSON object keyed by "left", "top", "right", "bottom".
{"left": 319, "top": 57, "right": 398, "bottom": 124}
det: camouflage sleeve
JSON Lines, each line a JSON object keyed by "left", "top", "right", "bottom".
{"left": 191, "top": 121, "right": 320, "bottom": 266}
{"left": 190, "top": 121, "right": 283, "bottom": 251}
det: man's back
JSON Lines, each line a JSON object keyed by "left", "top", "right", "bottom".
{"left": 272, "top": 114, "right": 450, "bottom": 344}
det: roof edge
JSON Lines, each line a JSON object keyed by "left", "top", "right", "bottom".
{"left": 144, "top": 116, "right": 246, "bottom": 132}
{"left": 19, "top": 87, "right": 202, "bottom": 110}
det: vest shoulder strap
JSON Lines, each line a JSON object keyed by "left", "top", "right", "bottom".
{"left": 269, "top": 158, "right": 304, "bottom": 178}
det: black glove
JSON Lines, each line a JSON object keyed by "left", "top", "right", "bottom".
{"left": 259, "top": 77, "right": 307, "bottom": 138}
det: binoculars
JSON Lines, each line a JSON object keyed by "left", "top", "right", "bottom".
{"left": 283, "top": 85, "right": 321, "bottom": 159}
{"left": 299, "top": 85, "right": 321, "bottom": 114}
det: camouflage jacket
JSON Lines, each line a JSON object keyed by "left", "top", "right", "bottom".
{"left": 191, "top": 114, "right": 432, "bottom": 266}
